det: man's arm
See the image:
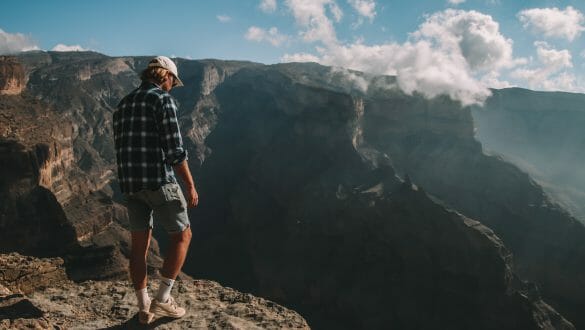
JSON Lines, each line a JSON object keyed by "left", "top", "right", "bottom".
{"left": 173, "top": 160, "right": 198, "bottom": 208}
{"left": 155, "top": 94, "right": 199, "bottom": 208}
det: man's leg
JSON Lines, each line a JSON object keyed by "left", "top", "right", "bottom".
{"left": 150, "top": 184, "right": 191, "bottom": 318}
{"left": 130, "top": 229, "right": 155, "bottom": 324}
{"left": 155, "top": 227, "right": 192, "bottom": 302}
{"left": 150, "top": 227, "right": 191, "bottom": 318}
{"left": 125, "top": 192, "right": 155, "bottom": 324}
{"left": 130, "top": 229, "right": 152, "bottom": 290}
{"left": 161, "top": 226, "right": 192, "bottom": 280}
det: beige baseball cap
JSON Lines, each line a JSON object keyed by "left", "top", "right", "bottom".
{"left": 147, "top": 55, "right": 184, "bottom": 87}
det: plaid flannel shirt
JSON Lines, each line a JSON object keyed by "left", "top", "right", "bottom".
{"left": 113, "top": 82, "right": 187, "bottom": 194}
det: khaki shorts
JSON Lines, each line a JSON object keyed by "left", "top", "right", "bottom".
{"left": 123, "top": 183, "right": 190, "bottom": 233}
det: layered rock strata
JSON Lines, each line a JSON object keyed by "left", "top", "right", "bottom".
{"left": 0, "top": 56, "right": 25, "bottom": 95}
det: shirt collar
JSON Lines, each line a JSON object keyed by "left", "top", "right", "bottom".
{"left": 140, "top": 81, "right": 162, "bottom": 90}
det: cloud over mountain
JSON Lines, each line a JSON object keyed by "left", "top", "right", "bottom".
{"left": 511, "top": 41, "right": 580, "bottom": 92}
{"left": 0, "top": 28, "right": 39, "bottom": 54}
{"left": 281, "top": 8, "right": 519, "bottom": 105}
{"left": 51, "top": 44, "right": 88, "bottom": 52}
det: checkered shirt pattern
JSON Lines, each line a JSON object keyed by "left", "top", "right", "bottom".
{"left": 113, "top": 82, "right": 187, "bottom": 194}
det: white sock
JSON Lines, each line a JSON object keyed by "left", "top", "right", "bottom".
{"left": 135, "top": 287, "right": 151, "bottom": 311}
{"left": 156, "top": 276, "right": 175, "bottom": 303}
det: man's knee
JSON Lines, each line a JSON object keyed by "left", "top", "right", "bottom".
{"left": 172, "top": 226, "right": 192, "bottom": 244}
{"left": 184, "top": 226, "right": 192, "bottom": 242}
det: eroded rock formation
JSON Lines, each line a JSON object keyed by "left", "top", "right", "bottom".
{"left": 0, "top": 56, "right": 25, "bottom": 95}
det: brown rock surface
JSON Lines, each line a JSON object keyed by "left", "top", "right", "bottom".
{"left": 0, "top": 253, "right": 309, "bottom": 329}
{"left": 0, "top": 253, "right": 68, "bottom": 295}
{"left": 0, "top": 57, "right": 25, "bottom": 95}
{"left": 28, "top": 279, "right": 309, "bottom": 329}
{"left": 0, "top": 253, "right": 63, "bottom": 329}
{"left": 0, "top": 293, "right": 52, "bottom": 330}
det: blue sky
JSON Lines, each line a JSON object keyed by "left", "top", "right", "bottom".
{"left": 1, "top": 0, "right": 584, "bottom": 104}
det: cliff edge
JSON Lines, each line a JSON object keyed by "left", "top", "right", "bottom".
{"left": 0, "top": 253, "right": 309, "bottom": 329}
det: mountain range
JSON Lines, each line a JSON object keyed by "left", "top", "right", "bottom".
{"left": 472, "top": 88, "right": 585, "bottom": 221}
{"left": 1, "top": 51, "right": 584, "bottom": 329}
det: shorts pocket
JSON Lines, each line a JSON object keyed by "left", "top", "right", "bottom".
{"left": 162, "top": 183, "right": 187, "bottom": 209}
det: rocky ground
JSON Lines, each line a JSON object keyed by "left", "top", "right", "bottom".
{"left": 0, "top": 253, "right": 310, "bottom": 329}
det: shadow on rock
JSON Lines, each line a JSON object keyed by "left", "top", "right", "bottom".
{"left": 100, "top": 313, "right": 180, "bottom": 330}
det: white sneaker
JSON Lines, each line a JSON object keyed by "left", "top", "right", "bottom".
{"left": 150, "top": 296, "right": 186, "bottom": 318}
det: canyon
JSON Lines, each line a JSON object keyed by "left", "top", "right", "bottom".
{"left": 1, "top": 51, "right": 584, "bottom": 329}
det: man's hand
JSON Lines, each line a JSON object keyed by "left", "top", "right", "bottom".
{"left": 185, "top": 185, "right": 199, "bottom": 208}
{"left": 172, "top": 160, "right": 198, "bottom": 208}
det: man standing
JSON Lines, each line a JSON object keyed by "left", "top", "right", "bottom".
{"left": 113, "top": 56, "right": 198, "bottom": 324}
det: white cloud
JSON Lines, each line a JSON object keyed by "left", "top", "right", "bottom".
{"left": 414, "top": 10, "right": 518, "bottom": 71}
{"left": 260, "top": 0, "right": 277, "bottom": 13}
{"left": 245, "top": 26, "right": 288, "bottom": 46}
{"left": 330, "top": 2, "right": 343, "bottom": 22}
{"left": 511, "top": 41, "right": 580, "bottom": 92}
{"left": 348, "top": 0, "right": 376, "bottom": 21}
{"left": 518, "top": 6, "right": 585, "bottom": 41}
{"left": 0, "top": 28, "right": 39, "bottom": 54}
{"left": 534, "top": 41, "right": 572, "bottom": 68}
{"left": 285, "top": 0, "right": 342, "bottom": 46}
{"left": 480, "top": 71, "right": 512, "bottom": 89}
{"left": 281, "top": 52, "right": 321, "bottom": 62}
{"left": 321, "top": 41, "right": 493, "bottom": 105}
{"left": 217, "top": 15, "right": 232, "bottom": 23}
{"left": 448, "top": 0, "right": 466, "bottom": 5}
{"left": 51, "top": 44, "right": 88, "bottom": 52}
{"left": 283, "top": 9, "right": 520, "bottom": 105}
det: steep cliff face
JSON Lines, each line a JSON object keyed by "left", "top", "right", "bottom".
{"left": 0, "top": 56, "right": 25, "bottom": 95}
{"left": 181, "top": 66, "right": 573, "bottom": 329}
{"left": 472, "top": 88, "right": 585, "bottom": 220}
{"left": 169, "top": 59, "right": 261, "bottom": 171}
{"left": 0, "top": 90, "right": 160, "bottom": 282}
{"left": 362, "top": 88, "right": 585, "bottom": 329}
{"left": 22, "top": 52, "right": 138, "bottom": 183}
{"left": 0, "top": 94, "right": 78, "bottom": 255}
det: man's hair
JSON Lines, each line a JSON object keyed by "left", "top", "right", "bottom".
{"left": 140, "top": 67, "right": 170, "bottom": 85}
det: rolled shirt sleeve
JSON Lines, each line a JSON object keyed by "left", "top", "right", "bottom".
{"left": 155, "top": 94, "right": 188, "bottom": 165}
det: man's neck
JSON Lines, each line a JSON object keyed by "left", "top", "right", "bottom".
{"left": 142, "top": 80, "right": 162, "bottom": 89}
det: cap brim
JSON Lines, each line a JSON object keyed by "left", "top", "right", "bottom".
{"left": 173, "top": 76, "right": 184, "bottom": 87}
